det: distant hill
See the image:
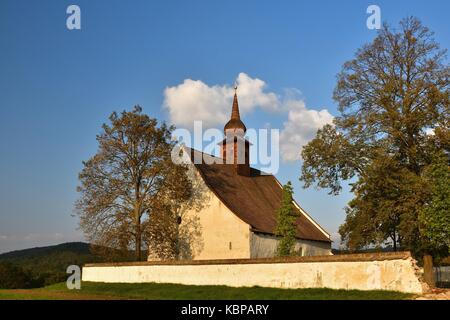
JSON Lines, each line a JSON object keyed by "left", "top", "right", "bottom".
{"left": 0, "top": 242, "right": 100, "bottom": 266}
{"left": 0, "top": 242, "right": 103, "bottom": 286}
{"left": 0, "top": 242, "right": 92, "bottom": 260}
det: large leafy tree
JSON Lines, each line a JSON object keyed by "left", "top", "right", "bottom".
{"left": 301, "top": 17, "right": 449, "bottom": 253}
{"left": 76, "top": 106, "right": 192, "bottom": 261}
{"left": 419, "top": 151, "right": 450, "bottom": 254}
{"left": 338, "top": 152, "right": 428, "bottom": 252}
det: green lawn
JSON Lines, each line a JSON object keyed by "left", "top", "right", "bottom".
{"left": 0, "top": 282, "right": 414, "bottom": 300}
{"left": 0, "top": 291, "right": 51, "bottom": 300}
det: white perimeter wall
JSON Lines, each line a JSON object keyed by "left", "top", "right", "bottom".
{"left": 82, "top": 255, "right": 425, "bottom": 294}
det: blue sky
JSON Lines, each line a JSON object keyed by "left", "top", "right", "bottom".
{"left": 0, "top": 0, "right": 449, "bottom": 253}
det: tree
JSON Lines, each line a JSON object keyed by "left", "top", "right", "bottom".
{"left": 143, "top": 166, "right": 207, "bottom": 260}
{"left": 339, "top": 152, "right": 428, "bottom": 252}
{"left": 0, "top": 262, "right": 34, "bottom": 289}
{"left": 75, "top": 106, "right": 193, "bottom": 261}
{"left": 300, "top": 17, "right": 449, "bottom": 254}
{"left": 419, "top": 150, "right": 450, "bottom": 254}
{"left": 275, "top": 181, "right": 299, "bottom": 256}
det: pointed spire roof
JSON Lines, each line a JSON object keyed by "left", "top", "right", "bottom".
{"left": 224, "top": 86, "right": 246, "bottom": 134}
{"left": 231, "top": 88, "right": 241, "bottom": 119}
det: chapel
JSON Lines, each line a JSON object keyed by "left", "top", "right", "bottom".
{"left": 148, "top": 89, "right": 331, "bottom": 260}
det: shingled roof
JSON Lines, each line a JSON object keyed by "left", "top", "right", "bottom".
{"left": 186, "top": 147, "right": 331, "bottom": 243}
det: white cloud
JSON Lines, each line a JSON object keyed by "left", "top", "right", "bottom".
{"left": 233, "top": 73, "right": 281, "bottom": 113}
{"left": 164, "top": 72, "right": 333, "bottom": 162}
{"left": 280, "top": 100, "right": 334, "bottom": 161}
{"left": 329, "top": 231, "right": 342, "bottom": 249}
{"left": 23, "top": 233, "right": 64, "bottom": 241}
{"left": 163, "top": 72, "right": 280, "bottom": 129}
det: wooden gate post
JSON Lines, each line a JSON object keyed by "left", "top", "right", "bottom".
{"left": 423, "top": 254, "right": 435, "bottom": 288}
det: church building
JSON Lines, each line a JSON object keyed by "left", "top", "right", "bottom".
{"left": 149, "top": 90, "right": 332, "bottom": 261}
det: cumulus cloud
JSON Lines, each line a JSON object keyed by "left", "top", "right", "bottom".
{"left": 279, "top": 100, "right": 334, "bottom": 161}
{"left": 163, "top": 73, "right": 280, "bottom": 129}
{"left": 164, "top": 72, "right": 333, "bottom": 162}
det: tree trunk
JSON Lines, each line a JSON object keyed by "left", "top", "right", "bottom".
{"left": 423, "top": 254, "right": 435, "bottom": 288}
{"left": 135, "top": 179, "right": 142, "bottom": 261}
{"left": 135, "top": 217, "right": 142, "bottom": 261}
{"left": 175, "top": 215, "right": 182, "bottom": 260}
{"left": 393, "top": 232, "right": 397, "bottom": 252}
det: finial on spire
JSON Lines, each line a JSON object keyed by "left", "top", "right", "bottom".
{"left": 234, "top": 82, "right": 238, "bottom": 94}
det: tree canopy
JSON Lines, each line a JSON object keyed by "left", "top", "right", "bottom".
{"left": 419, "top": 151, "right": 450, "bottom": 254}
{"left": 76, "top": 106, "right": 193, "bottom": 261}
{"left": 300, "top": 17, "right": 449, "bottom": 255}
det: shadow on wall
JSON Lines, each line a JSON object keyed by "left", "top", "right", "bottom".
{"left": 146, "top": 164, "right": 208, "bottom": 260}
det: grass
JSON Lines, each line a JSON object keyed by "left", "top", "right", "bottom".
{"left": 0, "top": 291, "right": 47, "bottom": 300}
{"left": 0, "top": 282, "right": 414, "bottom": 300}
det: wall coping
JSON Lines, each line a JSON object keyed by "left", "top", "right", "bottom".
{"left": 84, "top": 251, "right": 413, "bottom": 268}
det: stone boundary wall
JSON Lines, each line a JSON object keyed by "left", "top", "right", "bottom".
{"left": 82, "top": 252, "right": 426, "bottom": 294}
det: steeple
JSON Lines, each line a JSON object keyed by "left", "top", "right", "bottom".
{"left": 231, "top": 86, "right": 241, "bottom": 119}
{"left": 220, "top": 85, "right": 251, "bottom": 176}
{"left": 224, "top": 86, "right": 246, "bottom": 134}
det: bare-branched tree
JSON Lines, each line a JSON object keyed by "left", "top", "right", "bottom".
{"left": 75, "top": 106, "right": 194, "bottom": 261}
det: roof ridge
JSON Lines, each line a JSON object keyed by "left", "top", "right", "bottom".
{"left": 184, "top": 146, "right": 270, "bottom": 174}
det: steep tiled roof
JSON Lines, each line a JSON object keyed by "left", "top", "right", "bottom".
{"left": 186, "top": 147, "right": 331, "bottom": 243}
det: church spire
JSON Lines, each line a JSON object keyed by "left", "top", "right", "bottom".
{"left": 220, "top": 84, "right": 251, "bottom": 176}
{"left": 231, "top": 85, "right": 241, "bottom": 120}
{"left": 224, "top": 85, "right": 247, "bottom": 134}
